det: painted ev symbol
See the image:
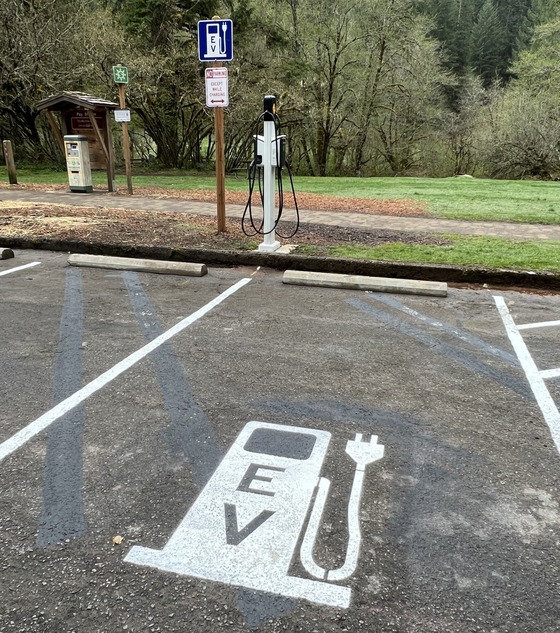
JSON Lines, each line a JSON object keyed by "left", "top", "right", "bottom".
{"left": 125, "top": 421, "right": 384, "bottom": 608}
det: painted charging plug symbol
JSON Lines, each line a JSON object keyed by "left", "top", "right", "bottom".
{"left": 125, "top": 422, "right": 384, "bottom": 609}
{"left": 301, "top": 433, "right": 384, "bottom": 582}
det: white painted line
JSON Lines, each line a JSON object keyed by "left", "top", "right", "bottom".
{"left": 0, "top": 262, "right": 40, "bottom": 277}
{"left": 517, "top": 320, "right": 560, "bottom": 330}
{"left": 541, "top": 368, "right": 560, "bottom": 380}
{"left": 494, "top": 295, "right": 560, "bottom": 453}
{"left": 0, "top": 277, "right": 252, "bottom": 463}
{"left": 300, "top": 477, "right": 330, "bottom": 580}
{"left": 300, "top": 434, "right": 384, "bottom": 583}
{"left": 327, "top": 467, "right": 365, "bottom": 582}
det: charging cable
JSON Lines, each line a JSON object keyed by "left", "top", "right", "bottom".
{"left": 241, "top": 112, "right": 300, "bottom": 239}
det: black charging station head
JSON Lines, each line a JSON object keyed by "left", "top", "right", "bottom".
{"left": 263, "top": 95, "right": 276, "bottom": 121}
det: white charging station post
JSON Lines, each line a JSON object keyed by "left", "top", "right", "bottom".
{"left": 258, "top": 96, "right": 281, "bottom": 252}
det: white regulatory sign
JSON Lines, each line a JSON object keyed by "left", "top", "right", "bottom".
{"left": 114, "top": 109, "right": 131, "bottom": 123}
{"left": 205, "top": 67, "right": 229, "bottom": 108}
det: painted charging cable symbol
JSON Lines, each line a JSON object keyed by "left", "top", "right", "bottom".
{"left": 301, "top": 433, "right": 384, "bottom": 581}
{"left": 125, "top": 422, "right": 384, "bottom": 609}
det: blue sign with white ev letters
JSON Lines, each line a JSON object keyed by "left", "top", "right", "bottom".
{"left": 198, "top": 19, "right": 234, "bottom": 62}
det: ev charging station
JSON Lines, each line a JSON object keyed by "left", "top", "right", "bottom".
{"left": 242, "top": 96, "right": 300, "bottom": 251}
{"left": 63, "top": 135, "right": 93, "bottom": 193}
{"left": 256, "top": 96, "right": 283, "bottom": 252}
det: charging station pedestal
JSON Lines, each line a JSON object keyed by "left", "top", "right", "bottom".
{"left": 63, "top": 135, "right": 93, "bottom": 193}
{"left": 257, "top": 96, "right": 281, "bottom": 253}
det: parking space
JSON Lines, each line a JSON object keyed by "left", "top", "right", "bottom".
{"left": 1, "top": 250, "right": 560, "bottom": 632}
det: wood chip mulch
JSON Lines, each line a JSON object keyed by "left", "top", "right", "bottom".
{"left": 0, "top": 183, "right": 446, "bottom": 252}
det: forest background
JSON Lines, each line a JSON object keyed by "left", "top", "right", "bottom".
{"left": 0, "top": 0, "right": 559, "bottom": 180}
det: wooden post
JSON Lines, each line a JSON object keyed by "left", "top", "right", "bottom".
{"left": 214, "top": 106, "right": 226, "bottom": 233}
{"left": 104, "top": 110, "right": 116, "bottom": 193}
{"left": 118, "top": 84, "right": 133, "bottom": 195}
{"left": 213, "top": 59, "right": 226, "bottom": 233}
{"left": 2, "top": 140, "right": 17, "bottom": 184}
{"left": 43, "top": 111, "right": 65, "bottom": 154}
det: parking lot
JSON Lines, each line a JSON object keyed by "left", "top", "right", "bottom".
{"left": 2, "top": 249, "right": 560, "bottom": 632}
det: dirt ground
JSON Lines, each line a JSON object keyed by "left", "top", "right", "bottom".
{"left": 0, "top": 184, "right": 445, "bottom": 252}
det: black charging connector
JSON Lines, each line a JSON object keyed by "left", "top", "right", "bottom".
{"left": 263, "top": 95, "right": 276, "bottom": 121}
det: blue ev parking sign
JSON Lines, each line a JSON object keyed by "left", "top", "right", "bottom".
{"left": 198, "top": 19, "right": 233, "bottom": 62}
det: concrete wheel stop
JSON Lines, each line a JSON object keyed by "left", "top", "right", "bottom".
{"left": 68, "top": 253, "right": 207, "bottom": 277}
{"left": 282, "top": 270, "right": 447, "bottom": 297}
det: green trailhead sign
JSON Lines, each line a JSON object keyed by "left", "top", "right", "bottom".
{"left": 112, "top": 66, "right": 129, "bottom": 84}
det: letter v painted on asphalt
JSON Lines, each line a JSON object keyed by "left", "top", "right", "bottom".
{"left": 224, "top": 503, "right": 275, "bottom": 545}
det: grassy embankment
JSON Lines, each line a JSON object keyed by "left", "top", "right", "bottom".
{"left": 2, "top": 167, "right": 560, "bottom": 272}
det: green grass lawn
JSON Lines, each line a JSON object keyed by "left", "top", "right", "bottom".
{"left": 3, "top": 167, "right": 560, "bottom": 225}
{"left": 296, "top": 235, "right": 560, "bottom": 272}
{"left": 2, "top": 167, "right": 560, "bottom": 273}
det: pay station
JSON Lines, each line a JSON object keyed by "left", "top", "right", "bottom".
{"left": 63, "top": 135, "right": 93, "bottom": 193}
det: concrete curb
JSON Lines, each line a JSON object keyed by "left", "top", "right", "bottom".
{"left": 1, "top": 235, "right": 559, "bottom": 291}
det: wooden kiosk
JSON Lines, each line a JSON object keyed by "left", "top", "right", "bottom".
{"left": 36, "top": 91, "right": 118, "bottom": 192}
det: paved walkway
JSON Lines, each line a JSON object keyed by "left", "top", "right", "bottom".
{"left": 2, "top": 188, "right": 560, "bottom": 241}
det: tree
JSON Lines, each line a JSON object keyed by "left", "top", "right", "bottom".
{"left": 481, "top": 11, "right": 560, "bottom": 179}
{"left": 370, "top": 17, "right": 452, "bottom": 174}
{"left": 0, "top": 0, "right": 125, "bottom": 161}
{"left": 471, "top": 0, "right": 507, "bottom": 85}
{"left": 440, "top": 74, "right": 486, "bottom": 174}
{"left": 261, "top": 0, "right": 450, "bottom": 176}
{"left": 484, "top": 91, "right": 560, "bottom": 179}
{"left": 509, "top": 16, "right": 560, "bottom": 94}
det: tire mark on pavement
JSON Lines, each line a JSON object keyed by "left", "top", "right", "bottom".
{"left": 37, "top": 268, "right": 86, "bottom": 548}
{"left": 123, "top": 272, "right": 295, "bottom": 628}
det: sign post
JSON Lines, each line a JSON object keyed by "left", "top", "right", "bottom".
{"left": 198, "top": 18, "right": 233, "bottom": 233}
{"left": 205, "top": 67, "right": 229, "bottom": 233}
{"left": 113, "top": 65, "right": 133, "bottom": 195}
{"left": 2, "top": 140, "right": 17, "bottom": 184}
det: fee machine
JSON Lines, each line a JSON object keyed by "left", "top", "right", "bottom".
{"left": 63, "top": 135, "right": 93, "bottom": 193}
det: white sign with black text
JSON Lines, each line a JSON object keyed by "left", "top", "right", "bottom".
{"left": 114, "top": 109, "right": 131, "bottom": 123}
{"left": 205, "top": 67, "right": 229, "bottom": 108}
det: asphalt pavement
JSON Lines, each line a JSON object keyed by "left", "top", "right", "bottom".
{"left": 1, "top": 250, "right": 560, "bottom": 632}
